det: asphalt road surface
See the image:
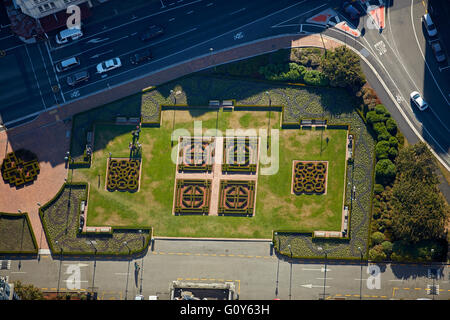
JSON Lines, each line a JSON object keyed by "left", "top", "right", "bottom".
{"left": 0, "top": 239, "right": 448, "bottom": 300}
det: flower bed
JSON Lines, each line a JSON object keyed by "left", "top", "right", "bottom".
{"left": 174, "top": 180, "right": 212, "bottom": 215}
{"left": 177, "top": 137, "right": 215, "bottom": 173}
{"left": 291, "top": 161, "right": 328, "bottom": 195}
{"left": 218, "top": 180, "right": 256, "bottom": 216}
{"left": 222, "top": 137, "right": 258, "bottom": 173}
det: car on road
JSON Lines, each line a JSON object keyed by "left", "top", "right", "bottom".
{"left": 130, "top": 49, "right": 152, "bottom": 65}
{"left": 55, "top": 56, "right": 80, "bottom": 73}
{"left": 67, "top": 71, "right": 90, "bottom": 86}
{"left": 342, "top": 2, "right": 361, "bottom": 19}
{"left": 422, "top": 13, "right": 437, "bottom": 37}
{"left": 410, "top": 91, "right": 429, "bottom": 111}
{"left": 56, "top": 28, "right": 83, "bottom": 45}
{"left": 96, "top": 58, "right": 122, "bottom": 73}
{"left": 430, "top": 40, "right": 446, "bottom": 63}
{"left": 140, "top": 25, "right": 164, "bottom": 41}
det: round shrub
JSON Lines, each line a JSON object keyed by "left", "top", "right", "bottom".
{"left": 375, "top": 140, "right": 390, "bottom": 159}
{"left": 381, "top": 241, "right": 393, "bottom": 256}
{"left": 375, "top": 104, "right": 388, "bottom": 115}
{"left": 388, "top": 136, "right": 399, "bottom": 148}
{"left": 374, "top": 183, "right": 384, "bottom": 195}
{"left": 366, "top": 111, "right": 385, "bottom": 124}
{"left": 388, "top": 147, "right": 398, "bottom": 159}
{"left": 375, "top": 159, "right": 396, "bottom": 185}
{"left": 371, "top": 231, "right": 385, "bottom": 245}
{"left": 386, "top": 118, "right": 397, "bottom": 135}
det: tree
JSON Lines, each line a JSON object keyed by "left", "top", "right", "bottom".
{"left": 320, "top": 46, "right": 366, "bottom": 91}
{"left": 13, "top": 281, "right": 45, "bottom": 300}
{"left": 390, "top": 142, "right": 450, "bottom": 243}
{"left": 369, "top": 245, "right": 387, "bottom": 261}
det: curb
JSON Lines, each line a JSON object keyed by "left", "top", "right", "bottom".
{"left": 154, "top": 236, "right": 272, "bottom": 242}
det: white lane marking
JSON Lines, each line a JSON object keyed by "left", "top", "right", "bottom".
{"left": 24, "top": 45, "right": 46, "bottom": 110}
{"left": 410, "top": 0, "right": 450, "bottom": 107}
{"left": 302, "top": 268, "right": 331, "bottom": 272}
{"left": 169, "top": 17, "right": 175, "bottom": 21}
{"left": 206, "top": 2, "right": 213, "bottom": 7}
{"left": 0, "top": 34, "right": 13, "bottom": 41}
{"left": 4, "top": 43, "right": 25, "bottom": 52}
{"left": 37, "top": 42, "right": 58, "bottom": 105}
{"left": 229, "top": 8, "right": 246, "bottom": 15}
{"left": 187, "top": 10, "right": 194, "bottom": 14}
{"left": 55, "top": 0, "right": 203, "bottom": 50}
{"left": 271, "top": 3, "right": 328, "bottom": 28}
{"left": 56, "top": 35, "right": 128, "bottom": 63}
{"left": 61, "top": 27, "right": 198, "bottom": 87}
{"left": 301, "top": 284, "right": 331, "bottom": 288}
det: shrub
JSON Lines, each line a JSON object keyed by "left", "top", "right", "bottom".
{"left": 371, "top": 231, "right": 385, "bottom": 245}
{"left": 388, "top": 136, "right": 399, "bottom": 148}
{"left": 381, "top": 241, "right": 393, "bottom": 256}
{"left": 365, "top": 111, "right": 385, "bottom": 124}
{"left": 374, "top": 183, "right": 384, "bottom": 195}
{"left": 372, "top": 122, "right": 392, "bottom": 141}
{"left": 386, "top": 118, "right": 397, "bottom": 135}
{"left": 388, "top": 147, "right": 398, "bottom": 159}
{"left": 302, "top": 70, "right": 329, "bottom": 86}
{"left": 369, "top": 246, "right": 387, "bottom": 261}
{"left": 375, "top": 104, "right": 388, "bottom": 115}
{"left": 375, "top": 140, "right": 390, "bottom": 159}
{"left": 375, "top": 159, "right": 396, "bottom": 185}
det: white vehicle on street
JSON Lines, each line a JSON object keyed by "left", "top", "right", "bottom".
{"left": 96, "top": 58, "right": 122, "bottom": 73}
{"left": 410, "top": 91, "right": 429, "bottom": 111}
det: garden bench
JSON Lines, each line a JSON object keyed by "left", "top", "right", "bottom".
{"left": 314, "top": 231, "right": 326, "bottom": 237}
{"left": 128, "top": 117, "right": 140, "bottom": 124}
{"left": 80, "top": 200, "right": 85, "bottom": 213}
{"left": 222, "top": 100, "right": 234, "bottom": 111}
{"left": 209, "top": 100, "right": 220, "bottom": 108}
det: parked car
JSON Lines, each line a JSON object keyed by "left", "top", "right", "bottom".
{"left": 430, "top": 40, "right": 446, "bottom": 62}
{"left": 422, "top": 13, "right": 437, "bottom": 37}
{"left": 343, "top": 2, "right": 361, "bottom": 19}
{"left": 130, "top": 49, "right": 152, "bottom": 64}
{"left": 67, "top": 71, "right": 90, "bottom": 86}
{"left": 140, "top": 25, "right": 164, "bottom": 41}
{"left": 410, "top": 91, "right": 428, "bottom": 111}
{"left": 96, "top": 58, "right": 122, "bottom": 73}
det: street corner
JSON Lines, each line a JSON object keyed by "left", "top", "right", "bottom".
{"left": 334, "top": 21, "right": 361, "bottom": 38}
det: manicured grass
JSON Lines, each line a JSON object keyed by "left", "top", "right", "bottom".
{"left": 0, "top": 213, "right": 37, "bottom": 253}
{"left": 72, "top": 108, "right": 347, "bottom": 238}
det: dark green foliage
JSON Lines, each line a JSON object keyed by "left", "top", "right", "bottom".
{"left": 381, "top": 241, "right": 393, "bottom": 256}
{"left": 375, "top": 159, "right": 396, "bottom": 185}
{"left": 386, "top": 118, "right": 397, "bottom": 135}
{"left": 388, "top": 136, "right": 399, "bottom": 148}
{"left": 388, "top": 147, "right": 398, "bottom": 159}
{"left": 369, "top": 245, "right": 387, "bottom": 261}
{"left": 371, "top": 231, "right": 385, "bottom": 245}
{"left": 391, "top": 240, "right": 447, "bottom": 262}
{"left": 13, "top": 281, "right": 44, "bottom": 300}
{"left": 302, "top": 69, "right": 329, "bottom": 86}
{"left": 375, "top": 140, "right": 390, "bottom": 159}
{"left": 390, "top": 143, "right": 449, "bottom": 243}
{"left": 320, "top": 46, "right": 366, "bottom": 91}
{"left": 365, "top": 110, "right": 386, "bottom": 124}
{"left": 374, "top": 104, "right": 388, "bottom": 115}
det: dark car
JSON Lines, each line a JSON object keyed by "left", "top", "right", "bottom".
{"left": 431, "top": 40, "right": 446, "bottom": 63}
{"left": 343, "top": 2, "right": 361, "bottom": 19}
{"left": 67, "top": 71, "right": 89, "bottom": 86}
{"left": 140, "top": 25, "right": 164, "bottom": 41}
{"left": 130, "top": 49, "right": 152, "bottom": 64}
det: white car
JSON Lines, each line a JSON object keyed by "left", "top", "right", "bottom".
{"left": 410, "top": 91, "right": 428, "bottom": 111}
{"left": 97, "top": 58, "right": 122, "bottom": 73}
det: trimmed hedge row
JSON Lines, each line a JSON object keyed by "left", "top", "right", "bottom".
{"left": 218, "top": 180, "right": 255, "bottom": 216}
{"left": 1, "top": 150, "right": 40, "bottom": 187}
{"left": 106, "top": 159, "right": 141, "bottom": 192}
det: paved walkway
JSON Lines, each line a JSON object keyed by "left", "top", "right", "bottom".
{"left": 1, "top": 33, "right": 342, "bottom": 250}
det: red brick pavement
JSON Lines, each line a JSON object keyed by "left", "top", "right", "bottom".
{"left": 1, "top": 33, "right": 342, "bottom": 250}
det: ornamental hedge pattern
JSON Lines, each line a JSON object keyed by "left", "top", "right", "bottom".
{"left": 292, "top": 161, "right": 328, "bottom": 195}
{"left": 174, "top": 179, "right": 212, "bottom": 215}
{"left": 1, "top": 149, "right": 40, "bottom": 188}
{"left": 222, "top": 137, "right": 258, "bottom": 173}
{"left": 218, "top": 180, "right": 256, "bottom": 216}
{"left": 177, "top": 137, "right": 215, "bottom": 173}
{"left": 106, "top": 159, "right": 141, "bottom": 192}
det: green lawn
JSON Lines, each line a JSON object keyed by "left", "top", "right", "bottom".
{"left": 0, "top": 213, "right": 37, "bottom": 253}
{"left": 71, "top": 108, "right": 347, "bottom": 238}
